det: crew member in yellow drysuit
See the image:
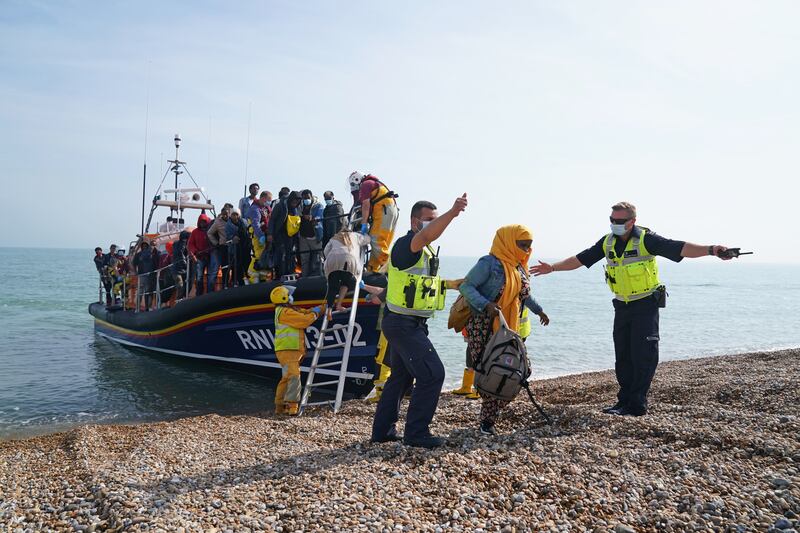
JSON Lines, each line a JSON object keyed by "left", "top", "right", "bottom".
{"left": 271, "top": 285, "right": 323, "bottom": 415}
{"left": 348, "top": 171, "right": 399, "bottom": 273}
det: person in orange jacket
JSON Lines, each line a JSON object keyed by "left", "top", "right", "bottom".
{"left": 271, "top": 285, "right": 323, "bottom": 415}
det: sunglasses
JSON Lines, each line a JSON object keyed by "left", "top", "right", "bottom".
{"left": 609, "top": 217, "right": 630, "bottom": 225}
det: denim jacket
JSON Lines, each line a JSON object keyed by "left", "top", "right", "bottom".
{"left": 459, "top": 254, "right": 543, "bottom": 315}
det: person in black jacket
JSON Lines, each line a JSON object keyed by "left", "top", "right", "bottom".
{"left": 94, "top": 247, "right": 112, "bottom": 304}
{"left": 322, "top": 190, "right": 345, "bottom": 249}
{"left": 268, "top": 190, "right": 302, "bottom": 278}
{"left": 133, "top": 241, "right": 158, "bottom": 310}
{"left": 171, "top": 231, "right": 191, "bottom": 299}
{"left": 228, "top": 209, "right": 251, "bottom": 286}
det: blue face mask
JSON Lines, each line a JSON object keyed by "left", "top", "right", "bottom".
{"left": 416, "top": 219, "right": 432, "bottom": 232}
{"left": 610, "top": 223, "right": 628, "bottom": 236}
{"left": 303, "top": 199, "right": 312, "bottom": 206}
{"left": 325, "top": 199, "right": 333, "bottom": 206}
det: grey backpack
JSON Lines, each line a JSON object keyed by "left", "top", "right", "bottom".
{"left": 475, "top": 313, "right": 532, "bottom": 402}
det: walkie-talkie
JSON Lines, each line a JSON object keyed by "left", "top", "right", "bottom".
{"left": 404, "top": 279, "right": 417, "bottom": 309}
{"left": 717, "top": 247, "right": 753, "bottom": 259}
{"left": 428, "top": 246, "right": 440, "bottom": 277}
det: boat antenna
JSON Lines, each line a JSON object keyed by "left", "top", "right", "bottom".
{"left": 243, "top": 102, "right": 251, "bottom": 197}
{"left": 171, "top": 134, "right": 183, "bottom": 219}
{"left": 140, "top": 61, "right": 151, "bottom": 238}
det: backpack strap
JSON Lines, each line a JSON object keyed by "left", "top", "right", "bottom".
{"left": 364, "top": 176, "right": 398, "bottom": 207}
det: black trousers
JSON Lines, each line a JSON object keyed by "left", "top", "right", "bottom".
{"left": 272, "top": 236, "right": 296, "bottom": 278}
{"left": 612, "top": 297, "right": 659, "bottom": 414}
{"left": 325, "top": 270, "right": 356, "bottom": 307}
{"left": 371, "top": 312, "right": 445, "bottom": 441}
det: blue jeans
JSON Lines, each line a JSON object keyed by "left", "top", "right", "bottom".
{"left": 208, "top": 248, "right": 221, "bottom": 292}
{"left": 195, "top": 257, "right": 208, "bottom": 295}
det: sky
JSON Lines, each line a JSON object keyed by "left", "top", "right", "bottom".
{"left": 1, "top": 1, "right": 799, "bottom": 262}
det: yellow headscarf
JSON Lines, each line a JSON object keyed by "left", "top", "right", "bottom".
{"left": 489, "top": 224, "right": 533, "bottom": 332}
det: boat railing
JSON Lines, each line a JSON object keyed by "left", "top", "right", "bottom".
{"left": 99, "top": 209, "right": 371, "bottom": 313}
{"left": 131, "top": 248, "right": 238, "bottom": 312}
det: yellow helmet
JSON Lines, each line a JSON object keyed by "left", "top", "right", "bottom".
{"left": 270, "top": 285, "right": 295, "bottom": 305}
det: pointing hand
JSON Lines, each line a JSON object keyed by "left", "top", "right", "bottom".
{"left": 712, "top": 245, "right": 732, "bottom": 260}
{"left": 450, "top": 193, "right": 468, "bottom": 217}
{"left": 530, "top": 260, "right": 554, "bottom": 276}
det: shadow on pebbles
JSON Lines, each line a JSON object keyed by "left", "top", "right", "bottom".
{"left": 1, "top": 349, "right": 799, "bottom": 532}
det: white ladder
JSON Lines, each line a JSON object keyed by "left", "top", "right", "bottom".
{"left": 299, "top": 269, "right": 364, "bottom": 414}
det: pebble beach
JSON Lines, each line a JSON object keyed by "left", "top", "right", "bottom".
{"left": 1, "top": 349, "right": 798, "bottom": 532}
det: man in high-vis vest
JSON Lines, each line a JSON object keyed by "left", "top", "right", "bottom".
{"left": 371, "top": 194, "right": 468, "bottom": 448}
{"left": 531, "top": 201, "right": 732, "bottom": 417}
{"left": 271, "top": 285, "right": 322, "bottom": 416}
{"left": 348, "top": 171, "right": 400, "bottom": 273}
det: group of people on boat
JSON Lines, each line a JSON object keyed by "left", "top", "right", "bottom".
{"left": 93, "top": 172, "right": 399, "bottom": 313}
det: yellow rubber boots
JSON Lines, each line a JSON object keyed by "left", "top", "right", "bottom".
{"left": 452, "top": 368, "right": 479, "bottom": 399}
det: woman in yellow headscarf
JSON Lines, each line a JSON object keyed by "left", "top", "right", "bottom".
{"left": 458, "top": 224, "right": 550, "bottom": 435}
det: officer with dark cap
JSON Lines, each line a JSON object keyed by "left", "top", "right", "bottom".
{"left": 531, "top": 201, "right": 733, "bottom": 417}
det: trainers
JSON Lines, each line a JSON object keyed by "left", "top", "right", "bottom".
{"left": 602, "top": 402, "right": 625, "bottom": 414}
{"left": 479, "top": 421, "right": 496, "bottom": 436}
{"left": 370, "top": 429, "right": 402, "bottom": 443}
{"left": 403, "top": 435, "right": 445, "bottom": 449}
{"left": 617, "top": 405, "right": 647, "bottom": 417}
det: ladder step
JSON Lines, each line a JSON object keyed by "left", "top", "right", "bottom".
{"left": 314, "top": 361, "right": 342, "bottom": 369}
{"left": 316, "top": 342, "right": 346, "bottom": 350}
{"left": 304, "top": 400, "right": 335, "bottom": 407}
{"left": 308, "top": 380, "right": 340, "bottom": 387}
{"left": 321, "top": 324, "right": 349, "bottom": 333}
{"left": 299, "top": 267, "right": 363, "bottom": 414}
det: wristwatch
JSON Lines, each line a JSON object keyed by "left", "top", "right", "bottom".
{"left": 708, "top": 245, "right": 714, "bottom": 256}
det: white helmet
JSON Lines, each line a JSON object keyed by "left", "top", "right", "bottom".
{"left": 348, "top": 171, "right": 365, "bottom": 192}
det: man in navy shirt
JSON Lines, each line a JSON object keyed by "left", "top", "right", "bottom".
{"left": 371, "top": 194, "right": 468, "bottom": 448}
{"left": 531, "top": 201, "right": 732, "bottom": 416}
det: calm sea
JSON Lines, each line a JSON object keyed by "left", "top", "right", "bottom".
{"left": 1, "top": 247, "right": 798, "bottom": 439}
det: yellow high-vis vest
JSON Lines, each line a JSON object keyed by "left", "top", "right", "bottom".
{"left": 518, "top": 307, "right": 532, "bottom": 338}
{"left": 274, "top": 307, "right": 301, "bottom": 351}
{"left": 386, "top": 245, "right": 446, "bottom": 318}
{"left": 603, "top": 229, "right": 661, "bottom": 302}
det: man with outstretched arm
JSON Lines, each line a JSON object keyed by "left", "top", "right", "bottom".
{"left": 371, "top": 194, "right": 468, "bottom": 448}
{"left": 531, "top": 201, "right": 733, "bottom": 417}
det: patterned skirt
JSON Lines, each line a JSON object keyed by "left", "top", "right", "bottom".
{"left": 466, "top": 310, "right": 509, "bottom": 426}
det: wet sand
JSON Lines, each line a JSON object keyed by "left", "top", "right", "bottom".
{"left": 1, "top": 349, "right": 798, "bottom": 532}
